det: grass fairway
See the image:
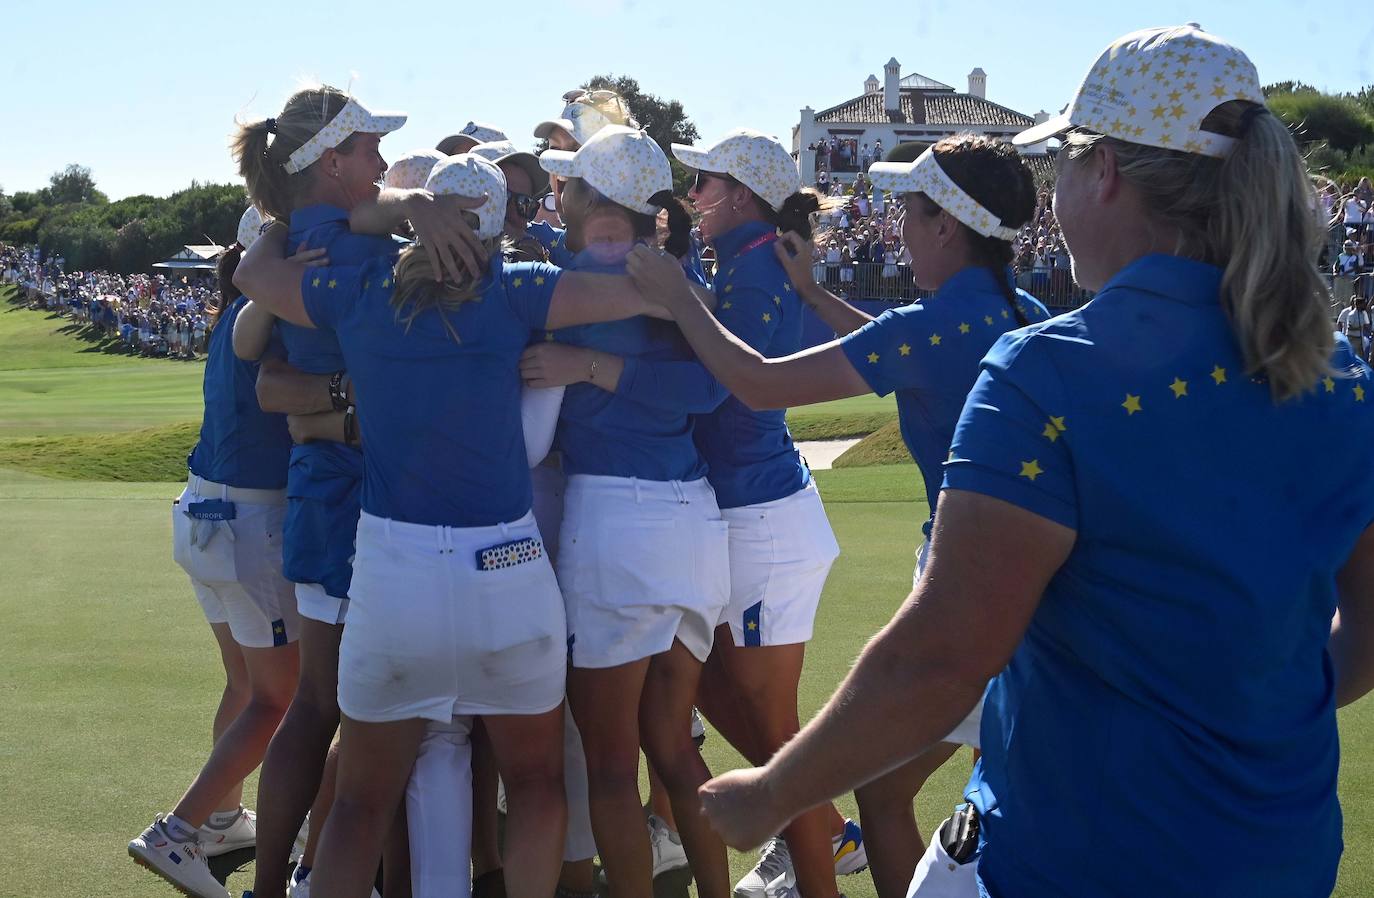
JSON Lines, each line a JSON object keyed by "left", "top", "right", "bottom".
{"left": 0, "top": 287, "right": 204, "bottom": 438}
{"left": 2, "top": 281, "right": 1372, "bottom": 898}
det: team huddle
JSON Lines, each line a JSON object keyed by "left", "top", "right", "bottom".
{"left": 126, "top": 24, "right": 1374, "bottom": 898}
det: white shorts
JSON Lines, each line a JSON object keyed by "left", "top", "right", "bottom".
{"left": 296, "top": 582, "right": 349, "bottom": 626}
{"left": 340, "top": 510, "right": 567, "bottom": 723}
{"left": 531, "top": 463, "right": 567, "bottom": 563}
{"left": 558, "top": 475, "right": 730, "bottom": 669}
{"left": 905, "top": 826, "right": 979, "bottom": 898}
{"left": 172, "top": 480, "right": 299, "bottom": 649}
{"left": 719, "top": 481, "right": 840, "bottom": 647}
{"left": 914, "top": 537, "right": 983, "bottom": 749}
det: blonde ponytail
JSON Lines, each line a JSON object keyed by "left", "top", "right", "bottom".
{"left": 231, "top": 85, "right": 352, "bottom": 221}
{"left": 1066, "top": 103, "right": 1333, "bottom": 402}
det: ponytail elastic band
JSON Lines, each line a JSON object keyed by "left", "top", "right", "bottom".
{"left": 265, "top": 118, "right": 278, "bottom": 134}
{"left": 1238, "top": 104, "right": 1269, "bottom": 135}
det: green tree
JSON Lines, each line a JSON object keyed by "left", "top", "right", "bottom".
{"left": 582, "top": 74, "right": 701, "bottom": 195}
{"left": 1268, "top": 90, "right": 1374, "bottom": 153}
{"left": 47, "top": 164, "right": 107, "bottom": 206}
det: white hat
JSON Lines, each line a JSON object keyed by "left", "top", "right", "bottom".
{"left": 538, "top": 125, "right": 671, "bottom": 216}
{"left": 533, "top": 89, "right": 637, "bottom": 147}
{"left": 384, "top": 149, "right": 447, "bottom": 190}
{"left": 424, "top": 154, "right": 507, "bottom": 240}
{"left": 671, "top": 128, "right": 801, "bottom": 212}
{"left": 459, "top": 121, "right": 508, "bottom": 144}
{"left": 284, "top": 96, "right": 407, "bottom": 174}
{"left": 237, "top": 205, "right": 269, "bottom": 249}
{"left": 470, "top": 140, "right": 549, "bottom": 193}
{"left": 869, "top": 148, "right": 1021, "bottom": 241}
{"left": 1013, "top": 24, "right": 1264, "bottom": 158}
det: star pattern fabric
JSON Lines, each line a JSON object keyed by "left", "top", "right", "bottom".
{"left": 384, "top": 150, "right": 446, "bottom": 190}
{"left": 1013, "top": 24, "right": 1264, "bottom": 159}
{"left": 540, "top": 125, "right": 672, "bottom": 215}
{"left": 672, "top": 128, "right": 800, "bottom": 212}
{"left": 426, "top": 155, "right": 508, "bottom": 239}
{"left": 870, "top": 148, "right": 1022, "bottom": 241}
{"left": 839, "top": 266, "right": 1050, "bottom": 537}
{"left": 944, "top": 251, "right": 1374, "bottom": 898}
{"left": 693, "top": 221, "right": 811, "bottom": 509}
{"left": 284, "top": 96, "right": 407, "bottom": 174}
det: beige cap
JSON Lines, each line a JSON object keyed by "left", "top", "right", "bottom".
{"left": 1013, "top": 24, "right": 1263, "bottom": 158}
{"left": 671, "top": 128, "right": 800, "bottom": 212}
{"left": 539, "top": 125, "right": 672, "bottom": 216}
{"left": 425, "top": 154, "right": 507, "bottom": 240}
{"left": 284, "top": 96, "right": 406, "bottom": 174}
{"left": 384, "top": 149, "right": 447, "bottom": 190}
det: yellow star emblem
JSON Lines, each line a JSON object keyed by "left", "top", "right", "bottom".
{"left": 535, "top": 276, "right": 546, "bottom": 286}
{"left": 723, "top": 284, "right": 734, "bottom": 293}
{"left": 984, "top": 315, "right": 994, "bottom": 325}
{"left": 1324, "top": 376, "right": 1336, "bottom": 393}
{"left": 327, "top": 278, "right": 337, "bottom": 289}
{"left": 1357, "top": 384, "right": 1367, "bottom": 403}
{"left": 929, "top": 334, "right": 942, "bottom": 346}
{"left": 1169, "top": 377, "right": 1188, "bottom": 398}
{"left": 1049, "top": 415, "right": 1066, "bottom": 432}
{"left": 867, "top": 352, "right": 879, "bottom": 364}
{"left": 311, "top": 276, "right": 321, "bottom": 288}
{"left": 1042, "top": 423, "right": 1060, "bottom": 443}
{"left": 1001, "top": 309, "right": 1010, "bottom": 319}
{"left": 1211, "top": 366, "right": 1227, "bottom": 385}
{"left": 364, "top": 281, "right": 370, "bottom": 290}
{"left": 746, "top": 620, "right": 758, "bottom": 631}
{"left": 1151, "top": 104, "right": 1167, "bottom": 119}
{"left": 761, "top": 312, "right": 772, "bottom": 323}
{"left": 1019, "top": 459, "right": 1044, "bottom": 482}
{"left": 512, "top": 277, "right": 523, "bottom": 287}
{"left": 1122, "top": 394, "right": 1142, "bottom": 415}
{"left": 783, "top": 283, "right": 792, "bottom": 292}
{"left": 381, "top": 278, "right": 391, "bottom": 288}
{"left": 773, "top": 295, "right": 782, "bottom": 305}
{"left": 898, "top": 343, "right": 911, "bottom": 356}
{"left": 959, "top": 322, "right": 971, "bottom": 334}
{"left": 722, "top": 301, "right": 733, "bottom": 309}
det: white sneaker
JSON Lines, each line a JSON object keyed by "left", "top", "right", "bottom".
{"left": 690, "top": 707, "right": 706, "bottom": 747}
{"left": 287, "top": 866, "right": 310, "bottom": 898}
{"left": 198, "top": 808, "right": 256, "bottom": 857}
{"left": 289, "top": 813, "right": 310, "bottom": 865}
{"left": 648, "top": 814, "right": 689, "bottom": 877}
{"left": 288, "top": 868, "right": 380, "bottom": 898}
{"left": 734, "top": 836, "right": 791, "bottom": 898}
{"left": 831, "top": 819, "right": 867, "bottom": 875}
{"left": 763, "top": 871, "right": 849, "bottom": 898}
{"left": 128, "top": 815, "right": 231, "bottom": 898}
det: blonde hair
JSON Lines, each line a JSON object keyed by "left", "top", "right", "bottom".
{"left": 230, "top": 85, "right": 354, "bottom": 221}
{"left": 390, "top": 227, "right": 506, "bottom": 341}
{"left": 1065, "top": 102, "right": 1332, "bottom": 402}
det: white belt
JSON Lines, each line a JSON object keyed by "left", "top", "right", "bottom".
{"left": 187, "top": 474, "right": 286, "bottom": 506}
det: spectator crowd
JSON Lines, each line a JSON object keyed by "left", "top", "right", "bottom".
{"left": 1, "top": 243, "right": 215, "bottom": 358}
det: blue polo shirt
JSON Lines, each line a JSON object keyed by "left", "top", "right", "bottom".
{"left": 550, "top": 243, "right": 724, "bottom": 482}
{"left": 187, "top": 298, "right": 291, "bottom": 489}
{"left": 275, "top": 205, "right": 403, "bottom": 595}
{"left": 839, "top": 266, "right": 1048, "bottom": 535}
{"left": 692, "top": 221, "right": 811, "bottom": 508}
{"left": 301, "top": 256, "right": 563, "bottom": 527}
{"left": 527, "top": 221, "right": 574, "bottom": 267}
{"left": 943, "top": 254, "right": 1374, "bottom": 898}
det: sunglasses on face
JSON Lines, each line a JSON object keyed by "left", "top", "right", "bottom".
{"left": 692, "top": 170, "right": 738, "bottom": 193}
{"left": 510, "top": 192, "right": 542, "bottom": 222}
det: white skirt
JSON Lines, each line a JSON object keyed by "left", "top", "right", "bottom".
{"left": 340, "top": 510, "right": 567, "bottom": 722}
{"left": 719, "top": 481, "right": 840, "bottom": 647}
{"left": 557, "top": 475, "right": 730, "bottom": 669}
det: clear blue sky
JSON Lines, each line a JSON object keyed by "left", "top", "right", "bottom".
{"left": 2, "top": 0, "right": 1368, "bottom": 200}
